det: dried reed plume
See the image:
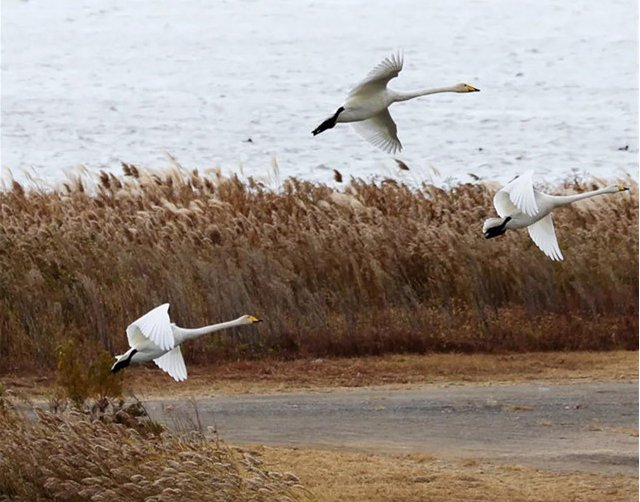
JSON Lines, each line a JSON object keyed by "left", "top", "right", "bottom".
{"left": 0, "top": 166, "right": 636, "bottom": 372}
{"left": 0, "top": 395, "right": 306, "bottom": 500}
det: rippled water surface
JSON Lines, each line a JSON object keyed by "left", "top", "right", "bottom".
{"left": 2, "top": 0, "right": 637, "bottom": 186}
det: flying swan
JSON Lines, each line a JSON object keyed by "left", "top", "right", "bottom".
{"left": 311, "top": 51, "right": 479, "bottom": 153}
{"left": 111, "top": 304, "right": 261, "bottom": 381}
{"left": 482, "top": 170, "right": 630, "bottom": 261}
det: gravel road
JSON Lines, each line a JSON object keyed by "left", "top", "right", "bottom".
{"left": 144, "top": 381, "right": 638, "bottom": 475}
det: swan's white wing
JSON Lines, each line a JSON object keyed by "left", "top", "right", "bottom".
{"left": 126, "top": 303, "right": 175, "bottom": 351}
{"left": 351, "top": 109, "right": 402, "bottom": 154}
{"left": 527, "top": 213, "right": 564, "bottom": 261}
{"left": 500, "top": 170, "right": 539, "bottom": 217}
{"left": 348, "top": 52, "right": 403, "bottom": 97}
{"left": 493, "top": 190, "right": 519, "bottom": 218}
{"left": 153, "top": 346, "right": 187, "bottom": 382}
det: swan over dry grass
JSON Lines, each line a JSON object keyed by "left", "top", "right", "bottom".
{"left": 0, "top": 167, "right": 636, "bottom": 372}
{"left": 111, "top": 303, "right": 261, "bottom": 381}
{"left": 483, "top": 170, "right": 630, "bottom": 260}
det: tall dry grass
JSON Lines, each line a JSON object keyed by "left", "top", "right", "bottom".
{"left": 0, "top": 394, "right": 306, "bottom": 500}
{"left": 0, "top": 166, "right": 636, "bottom": 372}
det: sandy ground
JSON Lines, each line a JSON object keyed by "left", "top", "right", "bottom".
{"left": 256, "top": 446, "right": 637, "bottom": 502}
{"left": 145, "top": 381, "right": 638, "bottom": 476}
{"left": 141, "top": 377, "right": 638, "bottom": 501}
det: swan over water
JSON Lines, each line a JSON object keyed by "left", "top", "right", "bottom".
{"left": 312, "top": 52, "right": 479, "bottom": 154}
{"left": 483, "top": 170, "right": 630, "bottom": 261}
{"left": 111, "top": 304, "right": 261, "bottom": 381}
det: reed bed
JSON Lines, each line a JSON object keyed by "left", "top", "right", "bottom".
{"left": 0, "top": 166, "right": 636, "bottom": 372}
{"left": 0, "top": 395, "right": 306, "bottom": 500}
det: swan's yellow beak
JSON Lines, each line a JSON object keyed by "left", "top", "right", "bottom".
{"left": 248, "top": 315, "right": 262, "bottom": 323}
{"left": 617, "top": 185, "right": 630, "bottom": 191}
{"left": 465, "top": 84, "right": 480, "bottom": 92}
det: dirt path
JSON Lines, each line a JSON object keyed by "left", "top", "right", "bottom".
{"left": 144, "top": 381, "right": 638, "bottom": 475}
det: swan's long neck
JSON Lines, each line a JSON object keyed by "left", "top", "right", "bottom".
{"left": 550, "top": 187, "right": 615, "bottom": 208}
{"left": 393, "top": 86, "right": 460, "bottom": 102}
{"left": 173, "top": 318, "right": 245, "bottom": 344}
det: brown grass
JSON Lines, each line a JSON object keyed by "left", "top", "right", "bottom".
{"left": 5, "top": 351, "right": 637, "bottom": 399}
{"left": 0, "top": 395, "right": 308, "bottom": 501}
{"left": 0, "top": 166, "right": 636, "bottom": 372}
{"left": 258, "top": 446, "right": 637, "bottom": 502}
{"left": 123, "top": 349, "right": 639, "bottom": 398}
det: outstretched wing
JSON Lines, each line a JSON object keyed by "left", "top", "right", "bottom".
{"left": 493, "top": 190, "right": 519, "bottom": 219}
{"left": 126, "top": 303, "right": 175, "bottom": 351}
{"left": 527, "top": 213, "right": 563, "bottom": 261}
{"left": 495, "top": 170, "right": 539, "bottom": 217}
{"left": 351, "top": 109, "right": 402, "bottom": 154}
{"left": 153, "top": 346, "right": 187, "bottom": 382}
{"left": 349, "top": 51, "right": 403, "bottom": 97}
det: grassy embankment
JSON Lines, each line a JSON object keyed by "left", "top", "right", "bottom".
{"left": 0, "top": 166, "right": 636, "bottom": 374}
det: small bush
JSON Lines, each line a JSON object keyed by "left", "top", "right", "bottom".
{"left": 56, "top": 339, "right": 122, "bottom": 408}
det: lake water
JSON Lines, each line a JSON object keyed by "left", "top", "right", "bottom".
{"left": 1, "top": 0, "right": 637, "bottom": 188}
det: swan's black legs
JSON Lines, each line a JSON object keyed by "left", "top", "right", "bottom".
{"left": 483, "top": 216, "right": 512, "bottom": 239}
{"left": 312, "top": 107, "right": 344, "bottom": 136}
{"left": 111, "top": 349, "right": 138, "bottom": 374}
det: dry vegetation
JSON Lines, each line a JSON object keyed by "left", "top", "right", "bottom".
{"left": 3, "top": 350, "right": 636, "bottom": 399}
{"left": 0, "top": 394, "right": 307, "bottom": 501}
{"left": 258, "top": 446, "right": 637, "bottom": 502}
{"left": 0, "top": 166, "right": 636, "bottom": 372}
{"left": 109, "top": 350, "right": 640, "bottom": 397}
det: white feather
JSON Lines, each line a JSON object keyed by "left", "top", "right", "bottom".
{"left": 527, "top": 213, "right": 563, "bottom": 261}
{"left": 154, "top": 346, "right": 188, "bottom": 382}
{"left": 126, "top": 303, "right": 174, "bottom": 351}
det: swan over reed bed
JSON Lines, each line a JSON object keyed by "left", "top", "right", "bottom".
{"left": 483, "top": 170, "right": 630, "bottom": 261}
{"left": 111, "top": 304, "right": 261, "bottom": 381}
{"left": 312, "top": 52, "right": 479, "bottom": 153}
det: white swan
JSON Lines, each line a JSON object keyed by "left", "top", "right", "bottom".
{"left": 111, "top": 304, "right": 261, "bottom": 381}
{"left": 482, "top": 170, "right": 630, "bottom": 261}
{"left": 312, "top": 52, "right": 479, "bottom": 153}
